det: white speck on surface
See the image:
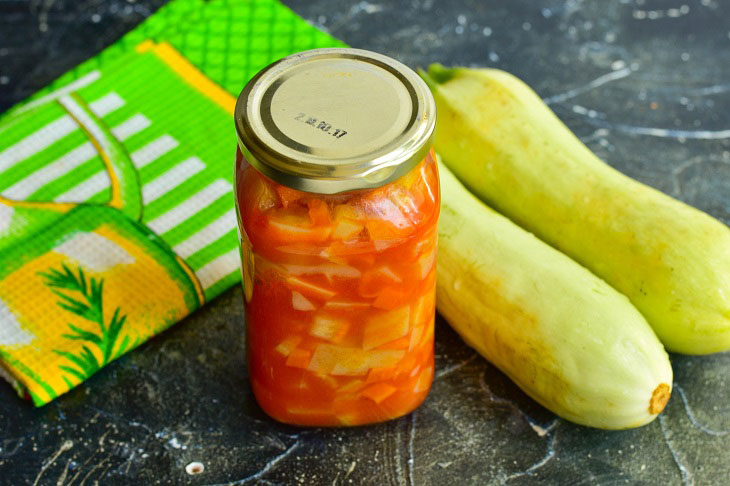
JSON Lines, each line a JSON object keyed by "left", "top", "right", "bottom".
{"left": 681, "top": 52, "right": 690, "bottom": 61}
{"left": 91, "top": 13, "right": 101, "bottom": 23}
{"left": 168, "top": 437, "right": 187, "bottom": 450}
{"left": 457, "top": 14, "right": 466, "bottom": 25}
{"left": 611, "top": 60, "right": 626, "bottom": 70}
{"left": 353, "top": 1, "right": 383, "bottom": 15}
{"left": 522, "top": 22, "right": 531, "bottom": 30}
{"left": 318, "top": 15, "right": 326, "bottom": 25}
{"left": 541, "top": 8, "right": 552, "bottom": 18}
{"left": 185, "top": 462, "right": 205, "bottom": 475}
{"left": 0, "top": 76, "right": 9, "bottom": 85}
{"left": 488, "top": 51, "right": 500, "bottom": 62}
{"left": 455, "top": 25, "right": 464, "bottom": 34}
{"left": 482, "top": 26, "right": 492, "bottom": 36}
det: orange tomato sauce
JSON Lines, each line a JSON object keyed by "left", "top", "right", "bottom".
{"left": 236, "top": 148, "right": 439, "bottom": 426}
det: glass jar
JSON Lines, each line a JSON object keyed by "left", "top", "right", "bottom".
{"left": 234, "top": 48, "right": 438, "bottom": 426}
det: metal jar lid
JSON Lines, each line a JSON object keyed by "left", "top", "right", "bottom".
{"left": 234, "top": 48, "right": 436, "bottom": 194}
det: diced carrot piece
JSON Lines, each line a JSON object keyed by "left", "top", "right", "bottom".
{"left": 373, "top": 287, "right": 408, "bottom": 310}
{"left": 378, "top": 265, "right": 402, "bottom": 283}
{"left": 358, "top": 273, "right": 383, "bottom": 298}
{"left": 331, "top": 361, "right": 370, "bottom": 376}
{"left": 332, "top": 218, "right": 364, "bottom": 240}
{"left": 324, "top": 300, "right": 371, "bottom": 310}
{"left": 363, "top": 306, "right": 410, "bottom": 350}
{"left": 413, "top": 366, "right": 433, "bottom": 393}
{"left": 408, "top": 326, "right": 423, "bottom": 351}
{"left": 388, "top": 189, "right": 422, "bottom": 226}
{"left": 331, "top": 205, "right": 365, "bottom": 240}
{"left": 326, "top": 239, "right": 376, "bottom": 257}
{"left": 310, "top": 315, "right": 349, "bottom": 343}
{"left": 307, "top": 345, "right": 404, "bottom": 376}
{"left": 366, "top": 349, "right": 405, "bottom": 369}
{"left": 373, "top": 237, "right": 408, "bottom": 252}
{"left": 286, "top": 348, "right": 312, "bottom": 369}
{"left": 333, "top": 203, "right": 364, "bottom": 221}
{"left": 411, "top": 291, "right": 435, "bottom": 327}
{"left": 275, "top": 335, "right": 302, "bottom": 356}
{"left": 411, "top": 227, "right": 437, "bottom": 259}
{"left": 419, "top": 321, "right": 434, "bottom": 348}
{"left": 366, "top": 366, "right": 395, "bottom": 383}
{"left": 337, "top": 379, "right": 366, "bottom": 395}
{"left": 285, "top": 406, "right": 334, "bottom": 422}
{"left": 283, "top": 263, "right": 361, "bottom": 281}
{"left": 313, "top": 373, "right": 340, "bottom": 389}
{"left": 308, "top": 344, "right": 368, "bottom": 376}
{"left": 361, "top": 383, "right": 397, "bottom": 404}
{"left": 307, "top": 199, "right": 331, "bottom": 226}
{"left": 394, "top": 353, "right": 418, "bottom": 378}
{"left": 275, "top": 185, "right": 302, "bottom": 208}
{"left": 422, "top": 266, "right": 436, "bottom": 292}
{"left": 362, "top": 197, "right": 410, "bottom": 231}
{"left": 333, "top": 398, "right": 370, "bottom": 426}
{"left": 417, "top": 248, "right": 436, "bottom": 279}
{"left": 358, "top": 267, "right": 404, "bottom": 298}
{"left": 366, "top": 220, "right": 410, "bottom": 242}
{"left": 268, "top": 220, "right": 331, "bottom": 244}
{"left": 286, "top": 276, "right": 337, "bottom": 300}
{"left": 266, "top": 208, "right": 331, "bottom": 243}
{"left": 275, "top": 244, "right": 327, "bottom": 256}
{"left": 292, "top": 291, "right": 316, "bottom": 311}
{"left": 376, "top": 336, "right": 410, "bottom": 350}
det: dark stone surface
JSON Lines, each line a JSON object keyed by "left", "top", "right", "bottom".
{"left": 1, "top": 0, "right": 729, "bottom": 484}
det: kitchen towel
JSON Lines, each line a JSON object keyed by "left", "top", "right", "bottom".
{"left": 0, "top": 0, "right": 344, "bottom": 406}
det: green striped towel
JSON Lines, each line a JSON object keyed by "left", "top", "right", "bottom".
{"left": 0, "top": 0, "right": 344, "bottom": 406}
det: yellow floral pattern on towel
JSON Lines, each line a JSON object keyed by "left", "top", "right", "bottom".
{"left": 0, "top": 43, "right": 233, "bottom": 405}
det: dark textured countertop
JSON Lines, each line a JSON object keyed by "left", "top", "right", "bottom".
{"left": 1, "top": 1, "right": 729, "bottom": 484}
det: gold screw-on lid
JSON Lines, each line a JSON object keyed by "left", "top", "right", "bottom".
{"left": 235, "top": 48, "right": 436, "bottom": 194}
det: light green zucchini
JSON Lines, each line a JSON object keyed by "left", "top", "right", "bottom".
{"left": 437, "top": 160, "right": 672, "bottom": 429}
{"left": 423, "top": 65, "right": 730, "bottom": 355}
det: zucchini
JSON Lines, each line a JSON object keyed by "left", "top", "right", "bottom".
{"left": 423, "top": 65, "right": 730, "bottom": 355}
{"left": 436, "top": 160, "right": 672, "bottom": 429}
